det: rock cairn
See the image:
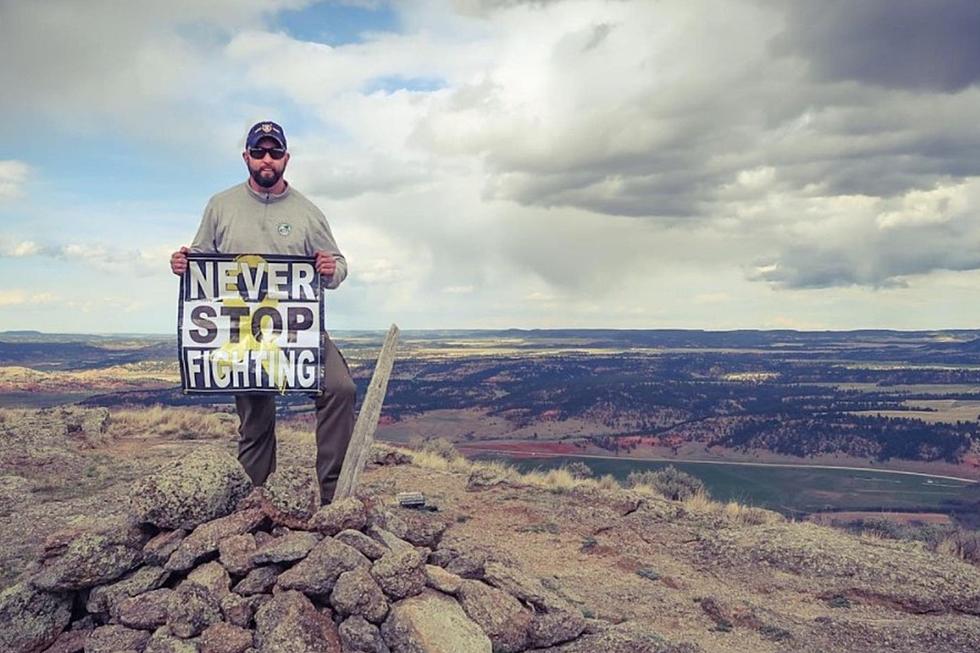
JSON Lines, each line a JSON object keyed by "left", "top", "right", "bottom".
{"left": 1, "top": 446, "right": 686, "bottom": 653}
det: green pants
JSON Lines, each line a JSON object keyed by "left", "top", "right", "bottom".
{"left": 234, "top": 333, "right": 356, "bottom": 505}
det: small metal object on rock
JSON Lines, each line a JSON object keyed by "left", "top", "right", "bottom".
{"left": 397, "top": 492, "right": 426, "bottom": 508}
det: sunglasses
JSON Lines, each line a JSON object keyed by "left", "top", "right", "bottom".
{"left": 248, "top": 147, "right": 286, "bottom": 160}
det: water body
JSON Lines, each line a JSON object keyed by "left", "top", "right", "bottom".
{"left": 470, "top": 453, "right": 976, "bottom": 517}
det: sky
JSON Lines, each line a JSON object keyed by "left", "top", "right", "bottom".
{"left": 2, "top": 0, "right": 980, "bottom": 333}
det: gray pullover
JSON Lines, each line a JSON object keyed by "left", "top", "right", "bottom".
{"left": 190, "top": 182, "right": 347, "bottom": 289}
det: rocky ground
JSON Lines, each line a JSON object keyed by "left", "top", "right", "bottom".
{"left": 0, "top": 406, "right": 979, "bottom": 652}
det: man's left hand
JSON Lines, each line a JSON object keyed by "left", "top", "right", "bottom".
{"left": 315, "top": 251, "right": 336, "bottom": 277}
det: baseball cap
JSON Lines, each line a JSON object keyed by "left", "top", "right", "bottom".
{"left": 245, "top": 121, "right": 287, "bottom": 149}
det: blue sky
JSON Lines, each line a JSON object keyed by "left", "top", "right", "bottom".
{"left": 2, "top": 0, "right": 980, "bottom": 333}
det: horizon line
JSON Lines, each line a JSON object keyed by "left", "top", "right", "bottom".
{"left": 3, "top": 327, "right": 980, "bottom": 337}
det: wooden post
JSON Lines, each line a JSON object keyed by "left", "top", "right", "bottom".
{"left": 333, "top": 323, "right": 400, "bottom": 500}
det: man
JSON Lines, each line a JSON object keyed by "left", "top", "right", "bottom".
{"left": 170, "top": 120, "right": 355, "bottom": 505}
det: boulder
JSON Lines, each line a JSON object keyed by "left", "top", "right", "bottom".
{"left": 527, "top": 609, "right": 587, "bottom": 648}
{"left": 277, "top": 537, "right": 369, "bottom": 595}
{"left": 425, "top": 565, "right": 462, "bottom": 595}
{"left": 309, "top": 498, "right": 367, "bottom": 536}
{"left": 339, "top": 615, "right": 391, "bottom": 653}
{"left": 233, "top": 565, "right": 282, "bottom": 596}
{"left": 381, "top": 589, "right": 491, "bottom": 653}
{"left": 116, "top": 587, "right": 174, "bottom": 630}
{"left": 371, "top": 549, "right": 427, "bottom": 601}
{"left": 38, "top": 627, "right": 90, "bottom": 653}
{"left": 145, "top": 626, "right": 201, "bottom": 652}
{"left": 0, "top": 581, "right": 73, "bottom": 653}
{"left": 335, "top": 529, "right": 389, "bottom": 561}
{"left": 368, "top": 527, "right": 416, "bottom": 555}
{"left": 330, "top": 567, "right": 389, "bottom": 624}
{"left": 131, "top": 447, "right": 252, "bottom": 530}
{"left": 377, "top": 508, "right": 449, "bottom": 548}
{"left": 254, "top": 590, "right": 341, "bottom": 652}
{"left": 530, "top": 620, "right": 699, "bottom": 653}
{"left": 262, "top": 466, "right": 320, "bottom": 524}
{"left": 165, "top": 509, "right": 267, "bottom": 572}
{"left": 217, "top": 533, "right": 257, "bottom": 576}
{"left": 85, "top": 624, "right": 151, "bottom": 653}
{"left": 198, "top": 621, "right": 254, "bottom": 653}
{"left": 186, "top": 562, "right": 232, "bottom": 597}
{"left": 252, "top": 530, "right": 320, "bottom": 565}
{"left": 86, "top": 565, "right": 170, "bottom": 615}
{"left": 168, "top": 582, "right": 222, "bottom": 639}
{"left": 456, "top": 579, "right": 532, "bottom": 653}
{"left": 29, "top": 521, "right": 148, "bottom": 592}
{"left": 220, "top": 593, "right": 269, "bottom": 629}
{"left": 483, "top": 562, "right": 572, "bottom": 612}
{"left": 143, "top": 530, "right": 187, "bottom": 566}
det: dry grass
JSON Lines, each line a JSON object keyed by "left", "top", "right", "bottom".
{"left": 107, "top": 405, "right": 238, "bottom": 440}
{"left": 404, "top": 444, "right": 783, "bottom": 523}
{"left": 680, "top": 490, "right": 783, "bottom": 525}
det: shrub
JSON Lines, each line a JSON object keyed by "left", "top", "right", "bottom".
{"left": 564, "top": 461, "right": 594, "bottom": 479}
{"left": 626, "top": 465, "right": 707, "bottom": 501}
{"left": 409, "top": 435, "right": 460, "bottom": 461}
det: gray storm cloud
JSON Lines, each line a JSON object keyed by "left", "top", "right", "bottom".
{"left": 771, "top": 0, "right": 980, "bottom": 93}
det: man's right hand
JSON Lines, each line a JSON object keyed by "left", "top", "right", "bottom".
{"left": 170, "top": 246, "right": 189, "bottom": 276}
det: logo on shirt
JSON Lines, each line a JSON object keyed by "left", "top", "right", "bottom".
{"left": 277, "top": 222, "right": 292, "bottom": 236}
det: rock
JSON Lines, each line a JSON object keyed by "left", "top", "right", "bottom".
{"left": 252, "top": 530, "right": 320, "bottom": 565}
{"left": 218, "top": 534, "right": 257, "bottom": 576}
{"left": 368, "top": 445, "right": 411, "bottom": 466}
{"left": 234, "top": 565, "right": 282, "bottom": 596}
{"left": 368, "top": 527, "right": 415, "bottom": 554}
{"left": 335, "top": 529, "right": 389, "bottom": 561}
{"left": 330, "top": 567, "right": 389, "bottom": 624}
{"left": 277, "top": 538, "right": 369, "bottom": 596}
{"left": 198, "top": 622, "right": 253, "bottom": 653}
{"left": 187, "top": 562, "right": 232, "bottom": 597}
{"left": 0, "top": 581, "right": 72, "bottom": 653}
{"left": 146, "top": 626, "right": 201, "bottom": 653}
{"left": 221, "top": 593, "right": 269, "bottom": 628}
{"left": 165, "top": 509, "right": 267, "bottom": 572}
{"left": 425, "top": 565, "right": 462, "bottom": 595}
{"left": 30, "top": 521, "right": 147, "bottom": 592}
{"left": 371, "top": 549, "right": 427, "bottom": 601}
{"left": 86, "top": 565, "right": 170, "bottom": 615}
{"left": 116, "top": 588, "right": 174, "bottom": 630}
{"left": 168, "top": 583, "right": 222, "bottom": 639}
{"left": 131, "top": 447, "right": 252, "bottom": 530}
{"left": 456, "top": 579, "right": 532, "bottom": 653}
{"left": 309, "top": 498, "right": 367, "bottom": 536}
{"left": 527, "top": 610, "right": 587, "bottom": 648}
{"left": 378, "top": 508, "right": 449, "bottom": 548}
{"left": 254, "top": 590, "right": 341, "bottom": 652}
{"left": 262, "top": 466, "right": 320, "bottom": 524}
{"left": 40, "top": 627, "right": 89, "bottom": 653}
{"left": 339, "top": 615, "right": 390, "bottom": 653}
{"left": 467, "top": 467, "right": 510, "bottom": 490}
{"left": 483, "top": 562, "right": 571, "bottom": 612}
{"left": 85, "top": 624, "right": 151, "bottom": 653}
{"left": 531, "top": 620, "right": 699, "bottom": 653}
{"left": 381, "top": 589, "right": 491, "bottom": 653}
{"left": 429, "top": 545, "right": 487, "bottom": 580}
{"left": 143, "top": 530, "right": 188, "bottom": 566}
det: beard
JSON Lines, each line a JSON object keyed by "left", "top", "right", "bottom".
{"left": 250, "top": 165, "right": 282, "bottom": 189}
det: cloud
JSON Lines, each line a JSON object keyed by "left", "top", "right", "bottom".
{"left": 749, "top": 179, "right": 980, "bottom": 288}
{"left": 0, "top": 237, "right": 42, "bottom": 257}
{"left": 771, "top": 0, "right": 980, "bottom": 93}
{"left": 0, "top": 0, "right": 311, "bottom": 144}
{"left": 0, "top": 290, "right": 59, "bottom": 307}
{"left": 0, "top": 160, "right": 30, "bottom": 199}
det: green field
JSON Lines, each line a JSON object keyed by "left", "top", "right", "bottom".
{"left": 472, "top": 453, "right": 977, "bottom": 517}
